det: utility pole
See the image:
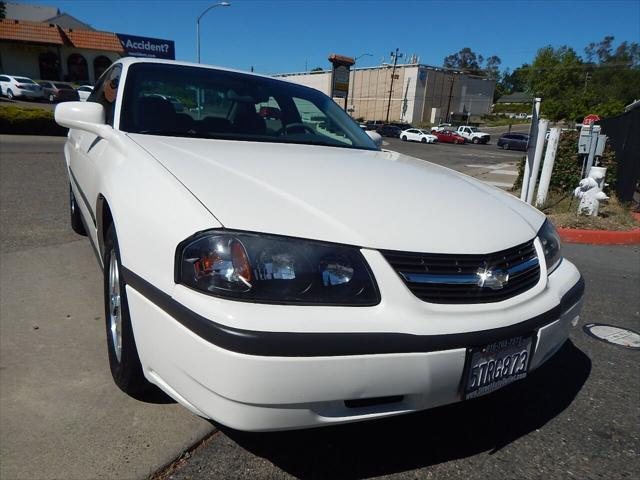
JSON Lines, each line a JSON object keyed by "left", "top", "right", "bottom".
{"left": 385, "top": 48, "right": 402, "bottom": 124}
{"left": 445, "top": 75, "right": 455, "bottom": 123}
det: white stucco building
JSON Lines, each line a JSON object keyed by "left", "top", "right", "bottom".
{"left": 276, "top": 64, "right": 496, "bottom": 125}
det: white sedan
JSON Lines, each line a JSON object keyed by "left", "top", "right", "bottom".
{"left": 400, "top": 128, "right": 438, "bottom": 143}
{"left": 55, "top": 58, "right": 584, "bottom": 432}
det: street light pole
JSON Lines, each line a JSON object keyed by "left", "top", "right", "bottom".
{"left": 351, "top": 52, "right": 372, "bottom": 117}
{"left": 196, "top": 2, "right": 230, "bottom": 64}
{"left": 385, "top": 48, "right": 402, "bottom": 124}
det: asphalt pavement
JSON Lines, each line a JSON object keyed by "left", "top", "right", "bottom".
{"left": 0, "top": 135, "right": 213, "bottom": 480}
{"left": 1, "top": 134, "right": 637, "bottom": 480}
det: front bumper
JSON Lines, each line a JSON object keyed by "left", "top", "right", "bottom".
{"left": 124, "top": 257, "right": 584, "bottom": 432}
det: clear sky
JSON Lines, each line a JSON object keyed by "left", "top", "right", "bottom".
{"left": 18, "top": 0, "right": 640, "bottom": 74}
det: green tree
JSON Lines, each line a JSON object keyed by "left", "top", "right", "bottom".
{"left": 513, "top": 37, "right": 640, "bottom": 121}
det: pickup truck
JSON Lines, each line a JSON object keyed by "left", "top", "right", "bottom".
{"left": 456, "top": 126, "right": 491, "bottom": 144}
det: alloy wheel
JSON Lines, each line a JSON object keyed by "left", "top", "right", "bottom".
{"left": 108, "top": 250, "right": 123, "bottom": 363}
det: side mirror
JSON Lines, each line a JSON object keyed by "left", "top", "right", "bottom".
{"left": 365, "top": 130, "right": 383, "bottom": 149}
{"left": 55, "top": 102, "right": 114, "bottom": 139}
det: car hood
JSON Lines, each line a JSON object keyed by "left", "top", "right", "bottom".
{"left": 129, "top": 134, "right": 544, "bottom": 253}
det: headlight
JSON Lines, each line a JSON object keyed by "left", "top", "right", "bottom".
{"left": 537, "top": 219, "right": 562, "bottom": 274}
{"left": 176, "top": 231, "right": 380, "bottom": 305}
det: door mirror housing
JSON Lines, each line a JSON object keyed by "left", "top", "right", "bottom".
{"left": 55, "top": 102, "right": 114, "bottom": 139}
{"left": 365, "top": 130, "right": 383, "bottom": 149}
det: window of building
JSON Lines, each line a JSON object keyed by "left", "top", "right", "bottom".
{"left": 67, "top": 54, "right": 89, "bottom": 83}
{"left": 93, "top": 56, "right": 112, "bottom": 81}
{"left": 39, "top": 52, "right": 61, "bottom": 81}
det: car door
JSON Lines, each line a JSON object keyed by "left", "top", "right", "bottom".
{"left": 405, "top": 129, "right": 415, "bottom": 141}
{"left": 68, "top": 65, "right": 121, "bottom": 249}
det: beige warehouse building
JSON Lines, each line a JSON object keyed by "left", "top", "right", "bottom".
{"left": 276, "top": 63, "right": 496, "bottom": 125}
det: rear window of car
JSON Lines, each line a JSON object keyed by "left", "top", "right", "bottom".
{"left": 15, "top": 77, "right": 35, "bottom": 83}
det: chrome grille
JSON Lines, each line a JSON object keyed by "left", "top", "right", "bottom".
{"left": 381, "top": 239, "right": 540, "bottom": 304}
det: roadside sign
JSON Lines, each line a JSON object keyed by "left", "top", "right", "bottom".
{"left": 328, "top": 54, "right": 355, "bottom": 105}
{"left": 582, "top": 114, "right": 601, "bottom": 125}
{"left": 116, "top": 33, "right": 175, "bottom": 60}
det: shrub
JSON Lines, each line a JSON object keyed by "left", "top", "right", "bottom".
{"left": 512, "top": 130, "right": 616, "bottom": 196}
{"left": 0, "top": 105, "right": 67, "bottom": 136}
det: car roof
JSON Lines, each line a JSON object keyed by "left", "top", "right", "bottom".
{"left": 115, "top": 56, "right": 293, "bottom": 87}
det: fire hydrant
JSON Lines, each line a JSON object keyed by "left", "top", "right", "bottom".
{"left": 574, "top": 167, "right": 608, "bottom": 216}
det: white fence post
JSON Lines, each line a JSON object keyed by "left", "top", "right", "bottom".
{"left": 535, "top": 127, "right": 561, "bottom": 207}
{"left": 520, "top": 97, "right": 541, "bottom": 202}
{"left": 525, "top": 118, "right": 549, "bottom": 204}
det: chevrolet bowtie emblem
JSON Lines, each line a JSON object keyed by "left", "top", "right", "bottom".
{"left": 476, "top": 266, "right": 509, "bottom": 290}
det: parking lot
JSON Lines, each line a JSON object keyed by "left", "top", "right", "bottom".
{"left": 1, "top": 133, "right": 638, "bottom": 480}
{"left": 383, "top": 124, "right": 530, "bottom": 191}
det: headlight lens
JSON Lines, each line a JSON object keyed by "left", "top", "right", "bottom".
{"left": 538, "top": 219, "right": 562, "bottom": 274}
{"left": 177, "top": 231, "right": 379, "bottom": 305}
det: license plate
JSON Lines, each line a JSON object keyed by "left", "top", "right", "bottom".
{"left": 464, "top": 335, "right": 534, "bottom": 400}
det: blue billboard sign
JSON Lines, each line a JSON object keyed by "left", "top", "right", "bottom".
{"left": 116, "top": 33, "right": 175, "bottom": 60}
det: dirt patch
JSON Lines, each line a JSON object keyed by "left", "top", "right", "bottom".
{"left": 542, "top": 194, "right": 639, "bottom": 231}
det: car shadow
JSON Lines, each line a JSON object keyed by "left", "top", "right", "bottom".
{"left": 131, "top": 383, "right": 176, "bottom": 404}
{"left": 219, "top": 340, "right": 590, "bottom": 479}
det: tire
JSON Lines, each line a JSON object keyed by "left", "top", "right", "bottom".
{"left": 454, "top": 139, "right": 460, "bottom": 144}
{"left": 103, "top": 225, "right": 152, "bottom": 395}
{"left": 421, "top": 137, "right": 427, "bottom": 143}
{"left": 69, "top": 185, "right": 87, "bottom": 236}
{"left": 49, "top": 94, "right": 55, "bottom": 102}
{"left": 503, "top": 143, "right": 510, "bottom": 150}
{"left": 401, "top": 136, "right": 407, "bottom": 141}
{"left": 7, "top": 89, "right": 14, "bottom": 100}
{"left": 472, "top": 137, "right": 479, "bottom": 144}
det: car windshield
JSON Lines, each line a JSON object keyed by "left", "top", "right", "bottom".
{"left": 469, "top": 127, "right": 478, "bottom": 132}
{"left": 120, "top": 63, "right": 378, "bottom": 151}
{"left": 15, "top": 77, "right": 35, "bottom": 83}
{"left": 418, "top": 130, "right": 430, "bottom": 135}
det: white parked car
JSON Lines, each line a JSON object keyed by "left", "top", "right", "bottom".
{"left": 0, "top": 74, "right": 44, "bottom": 100}
{"left": 456, "top": 126, "right": 491, "bottom": 144}
{"left": 430, "top": 123, "right": 452, "bottom": 132}
{"left": 400, "top": 128, "right": 438, "bottom": 143}
{"left": 76, "top": 85, "right": 94, "bottom": 101}
{"left": 55, "top": 58, "right": 584, "bottom": 432}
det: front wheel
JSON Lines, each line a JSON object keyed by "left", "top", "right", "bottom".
{"left": 69, "top": 185, "right": 87, "bottom": 236}
{"left": 421, "top": 137, "right": 427, "bottom": 143}
{"left": 503, "top": 143, "right": 510, "bottom": 150}
{"left": 103, "top": 225, "right": 152, "bottom": 395}
{"left": 401, "top": 136, "right": 407, "bottom": 141}
{"left": 48, "top": 94, "right": 55, "bottom": 102}
{"left": 472, "top": 137, "right": 479, "bottom": 144}
{"left": 7, "top": 89, "right": 14, "bottom": 100}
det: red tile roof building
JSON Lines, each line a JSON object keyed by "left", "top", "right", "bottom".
{"left": 0, "top": 18, "right": 124, "bottom": 83}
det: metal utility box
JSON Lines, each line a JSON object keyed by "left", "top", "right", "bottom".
{"left": 578, "top": 125, "right": 601, "bottom": 154}
{"left": 595, "top": 134, "right": 607, "bottom": 157}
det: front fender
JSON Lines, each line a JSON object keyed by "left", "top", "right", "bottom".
{"left": 95, "top": 133, "right": 221, "bottom": 294}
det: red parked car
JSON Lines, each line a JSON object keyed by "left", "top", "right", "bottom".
{"left": 431, "top": 129, "right": 466, "bottom": 144}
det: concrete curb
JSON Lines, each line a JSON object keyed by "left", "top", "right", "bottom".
{"left": 558, "top": 213, "right": 640, "bottom": 245}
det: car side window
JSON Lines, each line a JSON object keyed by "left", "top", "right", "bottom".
{"left": 88, "top": 65, "right": 122, "bottom": 126}
{"left": 0, "top": 76, "right": 9, "bottom": 82}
